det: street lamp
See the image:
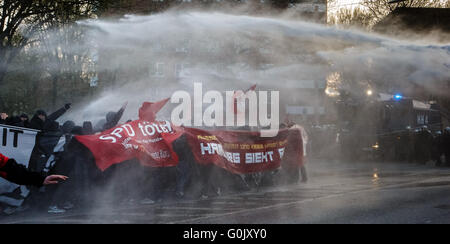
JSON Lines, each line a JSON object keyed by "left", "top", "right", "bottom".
{"left": 366, "top": 89, "right": 373, "bottom": 96}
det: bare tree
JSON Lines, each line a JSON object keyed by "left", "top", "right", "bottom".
{"left": 362, "top": 0, "right": 446, "bottom": 25}
{"left": 0, "top": 0, "right": 106, "bottom": 110}
{"left": 0, "top": 0, "right": 46, "bottom": 100}
{"left": 35, "top": 1, "right": 101, "bottom": 108}
{"left": 329, "top": 0, "right": 446, "bottom": 29}
{"left": 330, "top": 7, "right": 372, "bottom": 29}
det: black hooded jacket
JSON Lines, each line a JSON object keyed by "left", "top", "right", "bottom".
{"left": 0, "top": 153, "right": 45, "bottom": 187}
{"left": 29, "top": 105, "right": 69, "bottom": 131}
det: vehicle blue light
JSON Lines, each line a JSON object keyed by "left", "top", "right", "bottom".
{"left": 394, "top": 94, "right": 403, "bottom": 100}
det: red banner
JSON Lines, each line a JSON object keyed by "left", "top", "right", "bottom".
{"left": 75, "top": 120, "right": 182, "bottom": 171}
{"left": 75, "top": 101, "right": 304, "bottom": 173}
{"left": 183, "top": 127, "right": 303, "bottom": 174}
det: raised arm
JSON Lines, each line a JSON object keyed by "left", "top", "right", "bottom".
{"left": 47, "top": 103, "right": 71, "bottom": 122}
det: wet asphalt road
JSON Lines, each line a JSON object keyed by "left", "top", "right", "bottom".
{"left": 1, "top": 159, "right": 450, "bottom": 224}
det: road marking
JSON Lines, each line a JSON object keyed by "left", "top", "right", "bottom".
{"left": 168, "top": 178, "right": 450, "bottom": 224}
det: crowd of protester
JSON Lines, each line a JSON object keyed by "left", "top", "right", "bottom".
{"left": 1, "top": 104, "right": 305, "bottom": 215}
{"left": 375, "top": 126, "right": 450, "bottom": 166}
{"left": 3, "top": 102, "right": 450, "bottom": 216}
{"left": 311, "top": 125, "right": 450, "bottom": 166}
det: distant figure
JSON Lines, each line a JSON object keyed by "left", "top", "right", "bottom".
{"left": 280, "top": 123, "right": 308, "bottom": 184}
{"left": 416, "top": 126, "right": 433, "bottom": 164}
{"left": 443, "top": 127, "right": 450, "bottom": 166}
{"left": 82, "top": 121, "right": 93, "bottom": 135}
{"left": 432, "top": 131, "right": 444, "bottom": 166}
{"left": 405, "top": 127, "right": 416, "bottom": 163}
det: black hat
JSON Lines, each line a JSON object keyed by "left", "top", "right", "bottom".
{"left": 36, "top": 110, "right": 47, "bottom": 117}
{"left": 62, "top": 121, "right": 76, "bottom": 134}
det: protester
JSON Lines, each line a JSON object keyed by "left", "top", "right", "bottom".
{"left": 82, "top": 121, "right": 93, "bottom": 135}
{"left": 45, "top": 138, "right": 100, "bottom": 213}
{"left": 0, "top": 113, "right": 8, "bottom": 124}
{"left": 443, "top": 127, "right": 450, "bottom": 166}
{"left": 172, "top": 134, "right": 193, "bottom": 199}
{"left": 416, "top": 126, "right": 433, "bottom": 164}
{"left": 405, "top": 127, "right": 416, "bottom": 163}
{"left": 135, "top": 144, "right": 176, "bottom": 204}
{"left": 29, "top": 103, "right": 71, "bottom": 131}
{"left": 0, "top": 152, "right": 67, "bottom": 187}
{"left": 0, "top": 112, "right": 29, "bottom": 128}
{"left": 432, "top": 131, "right": 444, "bottom": 166}
{"left": 20, "top": 114, "right": 30, "bottom": 127}
{"left": 6, "top": 116, "right": 22, "bottom": 127}
{"left": 98, "top": 103, "right": 127, "bottom": 132}
{"left": 28, "top": 120, "right": 63, "bottom": 173}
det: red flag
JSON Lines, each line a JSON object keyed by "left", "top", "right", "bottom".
{"left": 0, "top": 153, "right": 9, "bottom": 178}
{"left": 183, "top": 127, "right": 304, "bottom": 174}
{"left": 246, "top": 84, "right": 257, "bottom": 93}
{"left": 76, "top": 119, "right": 182, "bottom": 171}
{"left": 139, "top": 98, "right": 170, "bottom": 121}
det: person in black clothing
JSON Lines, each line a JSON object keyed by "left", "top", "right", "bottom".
{"left": 82, "top": 121, "right": 93, "bottom": 135}
{"left": 432, "top": 131, "right": 444, "bottom": 166}
{"left": 5, "top": 116, "right": 22, "bottom": 126}
{"left": 443, "top": 127, "right": 450, "bottom": 166}
{"left": 0, "top": 113, "right": 30, "bottom": 128}
{"left": 0, "top": 113, "right": 8, "bottom": 124}
{"left": 29, "top": 110, "right": 47, "bottom": 130}
{"left": 29, "top": 103, "right": 71, "bottom": 131}
{"left": 20, "top": 114, "right": 29, "bottom": 128}
{"left": 28, "top": 120, "right": 64, "bottom": 173}
{"left": 92, "top": 102, "right": 128, "bottom": 133}
{"left": 0, "top": 152, "right": 67, "bottom": 187}
{"left": 172, "top": 134, "right": 193, "bottom": 199}
{"left": 45, "top": 131, "right": 91, "bottom": 213}
{"left": 101, "top": 103, "right": 127, "bottom": 131}
{"left": 416, "top": 126, "right": 433, "bottom": 164}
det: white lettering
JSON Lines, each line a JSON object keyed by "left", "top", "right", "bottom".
{"left": 122, "top": 124, "right": 135, "bottom": 137}
{"left": 144, "top": 124, "right": 156, "bottom": 136}
{"left": 278, "top": 148, "right": 285, "bottom": 159}
{"left": 171, "top": 91, "right": 192, "bottom": 126}
{"left": 245, "top": 151, "right": 275, "bottom": 164}
{"left": 200, "top": 143, "right": 212, "bottom": 155}
{"left": 99, "top": 135, "right": 117, "bottom": 143}
{"left": 111, "top": 128, "right": 123, "bottom": 138}
{"left": 138, "top": 123, "right": 147, "bottom": 136}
